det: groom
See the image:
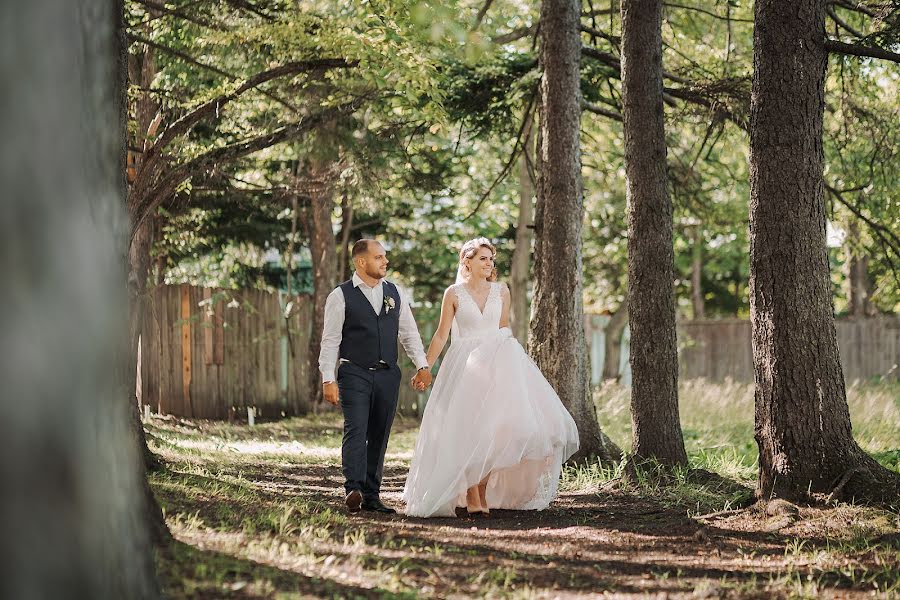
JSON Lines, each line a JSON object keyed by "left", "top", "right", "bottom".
{"left": 319, "top": 239, "right": 433, "bottom": 514}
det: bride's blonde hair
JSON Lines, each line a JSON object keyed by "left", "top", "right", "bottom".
{"left": 459, "top": 237, "right": 498, "bottom": 282}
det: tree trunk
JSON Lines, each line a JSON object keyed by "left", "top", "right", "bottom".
{"left": 749, "top": 0, "right": 900, "bottom": 505}
{"left": 308, "top": 172, "right": 338, "bottom": 408}
{"left": 121, "top": 1, "right": 171, "bottom": 541}
{"left": 128, "top": 218, "right": 164, "bottom": 473}
{"left": 621, "top": 0, "right": 688, "bottom": 467}
{"left": 845, "top": 220, "right": 873, "bottom": 317}
{"left": 510, "top": 119, "right": 535, "bottom": 346}
{"left": 602, "top": 305, "right": 629, "bottom": 381}
{"left": 0, "top": 0, "right": 161, "bottom": 596}
{"left": 338, "top": 193, "right": 354, "bottom": 283}
{"left": 691, "top": 224, "right": 705, "bottom": 320}
{"left": 530, "top": 0, "right": 621, "bottom": 463}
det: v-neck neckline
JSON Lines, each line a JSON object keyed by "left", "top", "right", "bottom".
{"left": 355, "top": 281, "right": 384, "bottom": 316}
{"left": 460, "top": 282, "right": 492, "bottom": 316}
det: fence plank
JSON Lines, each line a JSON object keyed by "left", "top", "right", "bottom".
{"left": 141, "top": 285, "right": 897, "bottom": 419}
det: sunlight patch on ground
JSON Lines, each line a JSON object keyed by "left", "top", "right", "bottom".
{"left": 164, "top": 435, "right": 342, "bottom": 459}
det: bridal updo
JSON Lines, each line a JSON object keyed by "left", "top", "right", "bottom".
{"left": 458, "top": 237, "right": 498, "bottom": 282}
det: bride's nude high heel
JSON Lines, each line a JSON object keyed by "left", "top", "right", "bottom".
{"left": 466, "top": 486, "right": 487, "bottom": 516}
{"left": 478, "top": 478, "right": 490, "bottom": 516}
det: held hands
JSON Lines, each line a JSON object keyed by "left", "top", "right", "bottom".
{"left": 411, "top": 368, "right": 433, "bottom": 392}
{"left": 323, "top": 381, "right": 339, "bottom": 406}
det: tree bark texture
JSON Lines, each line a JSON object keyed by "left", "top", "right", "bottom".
{"left": 530, "top": 0, "right": 621, "bottom": 462}
{"left": 510, "top": 120, "right": 535, "bottom": 346}
{"left": 845, "top": 221, "right": 873, "bottom": 318}
{"left": 621, "top": 0, "right": 688, "bottom": 466}
{"left": 121, "top": 3, "right": 171, "bottom": 540}
{"left": 307, "top": 169, "right": 338, "bottom": 408}
{"left": 0, "top": 0, "right": 161, "bottom": 596}
{"left": 602, "top": 306, "right": 628, "bottom": 381}
{"left": 338, "top": 193, "right": 354, "bottom": 283}
{"left": 749, "top": 0, "right": 900, "bottom": 505}
{"left": 691, "top": 225, "right": 705, "bottom": 320}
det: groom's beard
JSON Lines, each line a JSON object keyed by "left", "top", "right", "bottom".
{"left": 364, "top": 266, "right": 386, "bottom": 280}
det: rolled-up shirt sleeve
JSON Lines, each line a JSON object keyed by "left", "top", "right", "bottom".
{"left": 318, "top": 287, "right": 345, "bottom": 382}
{"left": 398, "top": 288, "right": 429, "bottom": 370}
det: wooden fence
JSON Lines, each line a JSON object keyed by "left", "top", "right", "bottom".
{"left": 675, "top": 316, "right": 899, "bottom": 382}
{"left": 139, "top": 285, "right": 313, "bottom": 419}
{"left": 140, "top": 284, "right": 898, "bottom": 420}
{"left": 139, "top": 284, "right": 430, "bottom": 419}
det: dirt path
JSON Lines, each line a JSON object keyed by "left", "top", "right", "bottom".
{"left": 151, "top": 417, "right": 900, "bottom": 599}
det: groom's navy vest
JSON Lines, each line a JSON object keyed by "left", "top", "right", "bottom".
{"left": 338, "top": 279, "right": 401, "bottom": 368}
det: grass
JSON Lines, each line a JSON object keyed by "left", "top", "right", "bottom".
{"left": 557, "top": 378, "right": 900, "bottom": 536}
{"left": 148, "top": 379, "right": 900, "bottom": 599}
{"left": 596, "top": 377, "right": 900, "bottom": 469}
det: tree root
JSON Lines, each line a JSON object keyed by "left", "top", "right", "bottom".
{"left": 823, "top": 456, "right": 900, "bottom": 508}
{"left": 761, "top": 498, "right": 801, "bottom": 532}
{"left": 826, "top": 467, "right": 863, "bottom": 505}
{"left": 694, "top": 506, "right": 752, "bottom": 521}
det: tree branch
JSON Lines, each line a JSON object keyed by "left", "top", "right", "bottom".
{"left": 825, "top": 183, "right": 900, "bottom": 287}
{"left": 130, "top": 0, "right": 226, "bottom": 31}
{"left": 131, "top": 101, "right": 362, "bottom": 241}
{"left": 463, "top": 93, "right": 537, "bottom": 221}
{"left": 129, "top": 0, "right": 211, "bottom": 28}
{"left": 156, "top": 57, "right": 356, "bottom": 150}
{"left": 581, "top": 45, "right": 748, "bottom": 125}
{"left": 582, "top": 8, "right": 618, "bottom": 18}
{"left": 224, "top": 0, "right": 275, "bottom": 21}
{"left": 473, "top": 0, "right": 495, "bottom": 29}
{"left": 826, "top": 5, "right": 865, "bottom": 38}
{"left": 825, "top": 39, "right": 900, "bottom": 64}
{"left": 826, "top": 183, "right": 900, "bottom": 255}
{"left": 580, "top": 24, "right": 621, "bottom": 45}
{"left": 492, "top": 24, "right": 537, "bottom": 44}
{"left": 582, "top": 45, "right": 690, "bottom": 85}
{"left": 831, "top": 0, "right": 878, "bottom": 18}
{"left": 131, "top": 55, "right": 356, "bottom": 199}
{"left": 663, "top": 85, "right": 748, "bottom": 130}
{"left": 126, "top": 32, "right": 300, "bottom": 113}
{"left": 493, "top": 8, "right": 621, "bottom": 44}
{"left": 582, "top": 100, "right": 623, "bottom": 121}
{"left": 663, "top": 2, "right": 754, "bottom": 23}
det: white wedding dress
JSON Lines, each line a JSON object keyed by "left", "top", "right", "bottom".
{"left": 403, "top": 282, "right": 580, "bottom": 518}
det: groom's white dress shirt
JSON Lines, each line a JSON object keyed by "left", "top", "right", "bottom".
{"left": 318, "top": 272, "right": 428, "bottom": 382}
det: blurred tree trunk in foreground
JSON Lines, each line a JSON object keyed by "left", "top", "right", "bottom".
{"left": 0, "top": 0, "right": 162, "bottom": 597}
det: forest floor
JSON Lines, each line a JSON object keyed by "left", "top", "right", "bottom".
{"left": 149, "top": 380, "right": 900, "bottom": 599}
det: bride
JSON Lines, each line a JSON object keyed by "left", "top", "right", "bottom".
{"left": 403, "top": 237, "right": 580, "bottom": 518}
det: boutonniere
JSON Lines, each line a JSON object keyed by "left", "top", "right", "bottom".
{"left": 384, "top": 296, "right": 396, "bottom": 313}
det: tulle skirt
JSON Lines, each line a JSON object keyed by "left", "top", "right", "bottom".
{"left": 403, "top": 327, "right": 580, "bottom": 517}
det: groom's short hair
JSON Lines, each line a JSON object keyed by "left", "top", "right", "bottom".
{"left": 352, "top": 239, "right": 375, "bottom": 259}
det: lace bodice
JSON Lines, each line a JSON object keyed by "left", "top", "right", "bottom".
{"left": 451, "top": 282, "right": 502, "bottom": 340}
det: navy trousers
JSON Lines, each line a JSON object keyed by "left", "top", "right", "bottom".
{"left": 337, "top": 361, "right": 401, "bottom": 501}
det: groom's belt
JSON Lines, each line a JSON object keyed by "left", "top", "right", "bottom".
{"left": 340, "top": 358, "right": 392, "bottom": 371}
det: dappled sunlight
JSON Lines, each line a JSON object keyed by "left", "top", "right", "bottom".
{"left": 164, "top": 436, "right": 343, "bottom": 460}
{"left": 150, "top": 395, "right": 900, "bottom": 598}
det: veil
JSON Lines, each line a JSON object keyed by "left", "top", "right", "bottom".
{"left": 451, "top": 263, "right": 466, "bottom": 339}
{"left": 454, "top": 263, "right": 467, "bottom": 285}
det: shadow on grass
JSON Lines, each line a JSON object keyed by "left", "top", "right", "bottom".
{"left": 157, "top": 539, "right": 417, "bottom": 600}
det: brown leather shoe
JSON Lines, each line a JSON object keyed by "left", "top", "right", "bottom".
{"left": 345, "top": 490, "right": 363, "bottom": 514}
